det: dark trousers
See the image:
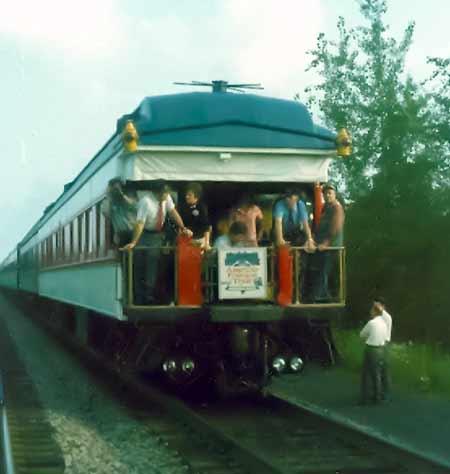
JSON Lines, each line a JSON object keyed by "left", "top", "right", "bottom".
{"left": 310, "top": 250, "right": 333, "bottom": 301}
{"left": 360, "top": 346, "right": 385, "bottom": 402}
{"left": 381, "top": 343, "right": 391, "bottom": 398}
{"left": 133, "top": 232, "right": 163, "bottom": 305}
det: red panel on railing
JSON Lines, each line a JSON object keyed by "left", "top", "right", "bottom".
{"left": 313, "top": 182, "right": 324, "bottom": 232}
{"left": 177, "top": 236, "right": 203, "bottom": 306}
{"left": 277, "top": 245, "right": 293, "bottom": 306}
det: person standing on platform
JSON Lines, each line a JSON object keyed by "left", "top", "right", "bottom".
{"left": 273, "top": 190, "right": 315, "bottom": 301}
{"left": 374, "top": 296, "right": 392, "bottom": 401}
{"left": 311, "top": 183, "right": 345, "bottom": 302}
{"left": 101, "top": 178, "right": 137, "bottom": 247}
{"left": 229, "top": 195, "right": 264, "bottom": 246}
{"left": 359, "top": 303, "right": 388, "bottom": 404}
{"left": 120, "top": 182, "right": 190, "bottom": 304}
{"left": 178, "top": 182, "right": 211, "bottom": 251}
{"left": 273, "top": 190, "right": 314, "bottom": 248}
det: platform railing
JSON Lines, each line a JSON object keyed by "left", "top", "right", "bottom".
{"left": 289, "top": 246, "right": 346, "bottom": 306}
{"left": 123, "top": 245, "right": 176, "bottom": 308}
{"left": 122, "top": 244, "right": 345, "bottom": 308}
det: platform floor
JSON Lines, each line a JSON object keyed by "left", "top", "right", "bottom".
{"left": 270, "top": 366, "right": 450, "bottom": 470}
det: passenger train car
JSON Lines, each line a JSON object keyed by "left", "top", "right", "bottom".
{"left": 0, "top": 82, "right": 350, "bottom": 396}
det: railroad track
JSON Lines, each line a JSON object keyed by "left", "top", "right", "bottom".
{"left": 102, "top": 374, "right": 450, "bottom": 474}
{"left": 44, "top": 337, "right": 448, "bottom": 474}
{"left": 0, "top": 316, "right": 65, "bottom": 474}
{"left": 10, "top": 295, "right": 448, "bottom": 474}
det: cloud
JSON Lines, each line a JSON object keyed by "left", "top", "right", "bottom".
{"left": 0, "top": 0, "right": 325, "bottom": 97}
{"left": 0, "top": 1, "right": 327, "bottom": 261}
{"left": 0, "top": 0, "right": 126, "bottom": 58}
{"left": 221, "top": 0, "right": 325, "bottom": 97}
{"left": 104, "top": 1, "right": 325, "bottom": 100}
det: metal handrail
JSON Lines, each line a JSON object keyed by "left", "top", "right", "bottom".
{"left": 290, "top": 246, "right": 346, "bottom": 306}
{"left": 122, "top": 244, "right": 346, "bottom": 307}
{"left": 123, "top": 245, "right": 176, "bottom": 308}
{"left": 0, "top": 372, "right": 16, "bottom": 474}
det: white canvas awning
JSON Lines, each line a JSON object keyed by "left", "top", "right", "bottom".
{"left": 121, "top": 147, "right": 334, "bottom": 183}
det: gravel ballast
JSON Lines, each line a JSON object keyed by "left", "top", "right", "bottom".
{"left": 0, "top": 294, "right": 186, "bottom": 474}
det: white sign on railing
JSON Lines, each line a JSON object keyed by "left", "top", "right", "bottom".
{"left": 218, "top": 247, "right": 268, "bottom": 300}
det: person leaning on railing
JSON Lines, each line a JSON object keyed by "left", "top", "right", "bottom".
{"left": 310, "top": 182, "right": 345, "bottom": 303}
{"left": 101, "top": 178, "right": 137, "bottom": 247}
{"left": 273, "top": 189, "right": 314, "bottom": 249}
{"left": 273, "top": 190, "right": 316, "bottom": 302}
{"left": 120, "top": 181, "right": 192, "bottom": 305}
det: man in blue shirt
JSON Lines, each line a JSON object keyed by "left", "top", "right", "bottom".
{"left": 273, "top": 190, "right": 315, "bottom": 303}
{"left": 273, "top": 190, "right": 314, "bottom": 247}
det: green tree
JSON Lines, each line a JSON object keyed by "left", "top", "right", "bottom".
{"left": 305, "top": 0, "right": 450, "bottom": 342}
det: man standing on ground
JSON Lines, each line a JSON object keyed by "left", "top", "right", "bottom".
{"left": 374, "top": 296, "right": 392, "bottom": 401}
{"left": 359, "top": 302, "right": 388, "bottom": 404}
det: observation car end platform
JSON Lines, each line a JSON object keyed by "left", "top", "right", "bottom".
{"left": 121, "top": 242, "right": 346, "bottom": 323}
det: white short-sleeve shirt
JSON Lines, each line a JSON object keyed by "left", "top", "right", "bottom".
{"left": 136, "top": 192, "right": 175, "bottom": 231}
{"left": 360, "top": 316, "right": 388, "bottom": 346}
{"left": 381, "top": 310, "right": 392, "bottom": 342}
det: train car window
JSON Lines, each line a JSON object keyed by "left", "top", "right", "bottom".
{"left": 60, "top": 230, "right": 63, "bottom": 262}
{"left": 53, "top": 233, "right": 57, "bottom": 263}
{"left": 46, "top": 237, "right": 49, "bottom": 266}
{"left": 64, "top": 224, "right": 71, "bottom": 261}
{"left": 80, "top": 213, "right": 87, "bottom": 257}
{"left": 69, "top": 221, "right": 74, "bottom": 259}
{"left": 106, "top": 217, "right": 113, "bottom": 252}
{"left": 89, "top": 206, "right": 96, "bottom": 256}
{"left": 52, "top": 233, "right": 58, "bottom": 264}
{"left": 41, "top": 241, "right": 45, "bottom": 267}
{"left": 96, "top": 202, "right": 106, "bottom": 257}
{"left": 86, "top": 211, "right": 91, "bottom": 256}
{"left": 77, "top": 215, "right": 83, "bottom": 259}
{"left": 47, "top": 236, "right": 52, "bottom": 265}
{"left": 59, "top": 227, "right": 64, "bottom": 262}
{"left": 72, "top": 218, "right": 78, "bottom": 260}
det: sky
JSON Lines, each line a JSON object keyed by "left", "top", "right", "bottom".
{"left": 0, "top": 0, "right": 449, "bottom": 261}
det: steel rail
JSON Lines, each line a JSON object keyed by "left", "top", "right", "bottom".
{"left": 27, "top": 297, "right": 447, "bottom": 474}
{"left": 39, "top": 321, "right": 430, "bottom": 474}
{"left": 0, "top": 372, "right": 15, "bottom": 474}
{"left": 78, "top": 344, "right": 450, "bottom": 473}
{"left": 268, "top": 390, "right": 450, "bottom": 472}
{"left": 36, "top": 312, "right": 279, "bottom": 474}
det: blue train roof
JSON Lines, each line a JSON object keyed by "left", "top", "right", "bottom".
{"left": 117, "top": 92, "right": 335, "bottom": 150}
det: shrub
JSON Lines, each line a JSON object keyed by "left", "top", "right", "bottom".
{"left": 333, "top": 328, "right": 450, "bottom": 398}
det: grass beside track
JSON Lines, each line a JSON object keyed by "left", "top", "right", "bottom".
{"left": 333, "top": 328, "right": 450, "bottom": 398}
